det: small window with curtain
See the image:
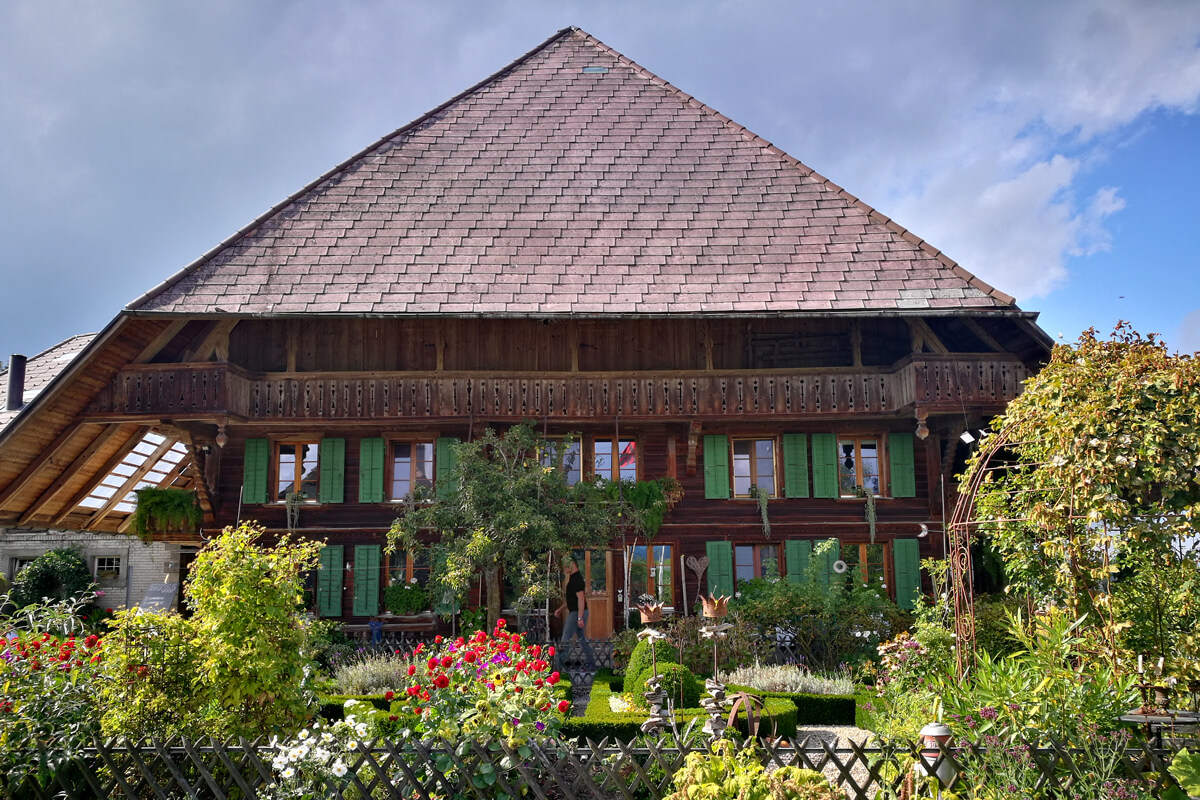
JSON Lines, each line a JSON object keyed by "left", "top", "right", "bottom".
{"left": 389, "top": 440, "right": 435, "bottom": 500}
{"left": 593, "top": 438, "right": 637, "bottom": 482}
{"left": 734, "top": 543, "right": 780, "bottom": 584}
{"left": 732, "top": 438, "right": 776, "bottom": 498}
{"left": 837, "top": 438, "right": 881, "bottom": 497}
{"left": 277, "top": 441, "right": 319, "bottom": 501}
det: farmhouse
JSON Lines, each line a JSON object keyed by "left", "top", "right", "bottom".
{"left": 0, "top": 28, "right": 1051, "bottom": 631}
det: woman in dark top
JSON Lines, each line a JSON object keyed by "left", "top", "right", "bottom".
{"left": 554, "top": 559, "right": 596, "bottom": 671}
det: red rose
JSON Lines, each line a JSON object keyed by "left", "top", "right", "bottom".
{"left": 384, "top": 691, "right": 394, "bottom": 701}
{"left": 433, "top": 674, "right": 450, "bottom": 689}
{"left": 547, "top": 672, "right": 560, "bottom": 685}
{"left": 557, "top": 700, "right": 570, "bottom": 713}
{"left": 407, "top": 686, "right": 421, "bottom": 696}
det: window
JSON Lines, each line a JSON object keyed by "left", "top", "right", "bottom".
{"left": 10, "top": 557, "right": 36, "bottom": 580}
{"left": 734, "top": 543, "right": 780, "bottom": 584}
{"left": 842, "top": 543, "right": 891, "bottom": 592}
{"left": 94, "top": 556, "right": 122, "bottom": 581}
{"left": 628, "top": 543, "right": 673, "bottom": 606}
{"left": 541, "top": 439, "right": 582, "bottom": 486}
{"left": 732, "top": 438, "right": 776, "bottom": 498}
{"left": 838, "top": 438, "right": 881, "bottom": 497}
{"left": 569, "top": 548, "right": 609, "bottom": 593}
{"left": 277, "top": 441, "right": 319, "bottom": 501}
{"left": 387, "top": 548, "right": 431, "bottom": 587}
{"left": 389, "top": 441, "right": 434, "bottom": 499}
{"left": 594, "top": 438, "right": 637, "bottom": 482}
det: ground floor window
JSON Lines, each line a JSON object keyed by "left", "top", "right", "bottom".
{"left": 841, "top": 542, "right": 890, "bottom": 590}
{"left": 93, "top": 556, "right": 122, "bottom": 580}
{"left": 734, "top": 543, "right": 780, "bottom": 583}
{"left": 628, "top": 543, "right": 674, "bottom": 606}
{"left": 386, "top": 548, "right": 431, "bottom": 587}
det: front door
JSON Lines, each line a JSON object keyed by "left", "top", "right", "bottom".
{"left": 573, "top": 549, "right": 613, "bottom": 640}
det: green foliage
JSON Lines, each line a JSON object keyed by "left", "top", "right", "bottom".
{"left": 972, "top": 593, "right": 1024, "bottom": 656}
{"left": 724, "top": 685, "right": 856, "bottom": 726}
{"left": 329, "top": 650, "right": 420, "bottom": 695}
{"left": 631, "top": 661, "right": 700, "bottom": 710}
{"left": 129, "top": 487, "right": 202, "bottom": 542}
{"left": 1169, "top": 748, "right": 1200, "bottom": 797}
{"left": 601, "top": 476, "right": 684, "bottom": 538}
{"left": 621, "top": 614, "right": 769, "bottom": 678}
{"left": 98, "top": 610, "right": 206, "bottom": 739}
{"left": 9, "top": 548, "right": 93, "bottom": 608}
{"left": 383, "top": 580, "right": 429, "bottom": 615}
{"left": 389, "top": 422, "right": 623, "bottom": 627}
{"left": 184, "top": 522, "right": 322, "bottom": 738}
{"left": 966, "top": 325, "right": 1200, "bottom": 660}
{"left": 623, "top": 637, "right": 656, "bottom": 680}
{"left": 666, "top": 740, "right": 842, "bottom": 800}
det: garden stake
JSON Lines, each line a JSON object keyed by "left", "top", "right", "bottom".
{"left": 699, "top": 594, "right": 732, "bottom": 741}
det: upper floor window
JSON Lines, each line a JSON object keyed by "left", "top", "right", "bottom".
{"left": 390, "top": 441, "right": 434, "bottom": 500}
{"left": 838, "top": 437, "right": 880, "bottom": 497}
{"left": 277, "top": 441, "right": 320, "bottom": 501}
{"left": 541, "top": 439, "right": 582, "bottom": 486}
{"left": 732, "top": 438, "right": 776, "bottom": 498}
{"left": 593, "top": 438, "right": 637, "bottom": 482}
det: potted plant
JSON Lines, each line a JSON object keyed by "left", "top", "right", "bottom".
{"left": 130, "top": 488, "right": 202, "bottom": 542}
{"left": 383, "top": 579, "right": 429, "bottom": 616}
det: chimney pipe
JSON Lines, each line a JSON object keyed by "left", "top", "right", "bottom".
{"left": 6, "top": 354, "right": 27, "bottom": 412}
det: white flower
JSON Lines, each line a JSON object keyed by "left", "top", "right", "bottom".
{"left": 272, "top": 756, "right": 288, "bottom": 770}
{"left": 281, "top": 767, "right": 295, "bottom": 779}
{"left": 314, "top": 747, "right": 331, "bottom": 761}
{"left": 298, "top": 729, "right": 310, "bottom": 740}
{"left": 410, "top": 577, "right": 418, "bottom": 584}
{"left": 331, "top": 760, "right": 348, "bottom": 778}
{"left": 347, "top": 741, "right": 358, "bottom": 751}
{"left": 321, "top": 732, "right": 334, "bottom": 743}
{"left": 354, "top": 722, "right": 368, "bottom": 737}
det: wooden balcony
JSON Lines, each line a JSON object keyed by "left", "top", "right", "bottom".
{"left": 83, "top": 355, "right": 1028, "bottom": 422}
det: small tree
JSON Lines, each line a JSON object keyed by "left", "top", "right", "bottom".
{"left": 389, "top": 422, "right": 626, "bottom": 628}
{"left": 966, "top": 324, "right": 1200, "bottom": 663}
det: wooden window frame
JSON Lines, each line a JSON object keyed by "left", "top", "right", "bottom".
{"left": 274, "top": 438, "right": 321, "bottom": 503}
{"left": 386, "top": 438, "right": 436, "bottom": 502}
{"left": 836, "top": 436, "right": 886, "bottom": 498}
{"left": 733, "top": 542, "right": 782, "bottom": 584}
{"left": 542, "top": 438, "right": 583, "bottom": 486}
{"left": 841, "top": 541, "right": 893, "bottom": 597}
{"left": 628, "top": 541, "right": 675, "bottom": 607}
{"left": 592, "top": 437, "right": 638, "bottom": 483}
{"left": 385, "top": 548, "right": 431, "bottom": 587}
{"left": 731, "top": 437, "right": 778, "bottom": 499}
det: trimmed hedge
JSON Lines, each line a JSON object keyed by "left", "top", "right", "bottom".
{"left": 725, "top": 684, "right": 856, "bottom": 726}
{"left": 560, "top": 674, "right": 797, "bottom": 743}
{"left": 629, "top": 662, "right": 700, "bottom": 710}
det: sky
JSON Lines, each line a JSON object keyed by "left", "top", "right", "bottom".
{"left": 1, "top": 0, "right": 1199, "bottom": 362}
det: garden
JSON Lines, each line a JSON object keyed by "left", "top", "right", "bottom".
{"left": 2, "top": 327, "right": 1200, "bottom": 799}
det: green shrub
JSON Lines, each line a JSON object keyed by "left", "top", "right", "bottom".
{"left": 631, "top": 661, "right": 700, "bottom": 710}
{"left": 623, "top": 637, "right": 655, "bottom": 680}
{"left": 726, "top": 684, "right": 856, "bottom": 726}
{"left": 665, "top": 739, "right": 842, "bottom": 800}
{"left": 10, "top": 548, "right": 93, "bottom": 608}
{"left": 383, "top": 580, "right": 428, "bottom": 615}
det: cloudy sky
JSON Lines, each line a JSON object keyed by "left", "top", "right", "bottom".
{"left": 2, "top": 0, "right": 1199, "bottom": 361}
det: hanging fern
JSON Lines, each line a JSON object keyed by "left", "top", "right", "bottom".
{"left": 130, "top": 488, "right": 202, "bottom": 543}
{"left": 865, "top": 491, "right": 877, "bottom": 544}
{"left": 750, "top": 486, "right": 771, "bottom": 538}
{"left": 602, "top": 477, "right": 684, "bottom": 538}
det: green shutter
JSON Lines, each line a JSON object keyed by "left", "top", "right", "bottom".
{"left": 811, "top": 433, "right": 839, "bottom": 498}
{"left": 435, "top": 437, "right": 459, "bottom": 499}
{"left": 705, "top": 540, "right": 734, "bottom": 597}
{"left": 359, "top": 438, "right": 385, "bottom": 503}
{"left": 352, "top": 545, "right": 381, "bottom": 617}
{"left": 703, "top": 435, "right": 731, "bottom": 499}
{"left": 785, "top": 539, "right": 812, "bottom": 584}
{"left": 782, "top": 434, "right": 810, "bottom": 498}
{"left": 889, "top": 432, "right": 916, "bottom": 498}
{"left": 814, "top": 538, "right": 840, "bottom": 594}
{"left": 317, "top": 545, "right": 344, "bottom": 618}
{"left": 318, "top": 438, "right": 345, "bottom": 504}
{"left": 242, "top": 438, "right": 269, "bottom": 505}
{"left": 893, "top": 538, "right": 922, "bottom": 610}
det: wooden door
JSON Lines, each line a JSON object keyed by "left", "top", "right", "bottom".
{"left": 574, "top": 549, "right": 613, "bottom": 640}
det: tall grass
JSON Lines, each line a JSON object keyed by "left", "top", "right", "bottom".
{"left": 330, "top": 651, "right": 421, "bottom": 695}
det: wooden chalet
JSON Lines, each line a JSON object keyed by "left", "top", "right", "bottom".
{"left": 0, "top": 28, "right": 1051, "bottom": 635}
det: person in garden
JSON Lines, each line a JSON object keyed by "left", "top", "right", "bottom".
{"left": 554, "top": 558, "right": 596, "bottom": 671}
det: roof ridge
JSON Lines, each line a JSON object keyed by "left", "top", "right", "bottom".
{"left": 126, "top": 27, "right": 581, "bottom": 312}
{"left": 573, "top": 29, "right": 1016, "bottom": 308}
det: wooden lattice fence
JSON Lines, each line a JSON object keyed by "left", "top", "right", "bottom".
{"left": 2, "top": 733, "right": 1188, "bottom": 800}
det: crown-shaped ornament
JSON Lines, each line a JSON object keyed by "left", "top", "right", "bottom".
{"left": 700, "top": 594, "right": 730, "bottom": 618}
{"left": 638, "top": 600, "right": 664, "bottom": 623}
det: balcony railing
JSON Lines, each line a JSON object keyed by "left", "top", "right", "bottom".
{"left": 84, "top": 355, "right": 1028, "bottom": 421}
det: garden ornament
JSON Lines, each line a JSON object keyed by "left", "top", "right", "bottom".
{"left": 685, "top": 556, "right": 708, "bottom": 612}
{"left": 832, "top": 560, "right": 848, "bottom": 574}
{"left": 640, "top": 673, "right": 673, "bottom": 734}
{"left": 700, "top": 594, "right": 730, "bottom": 618}
{"left": 638, "top": 601, "right": 664, "bottom": 624}
{"left": 726, "top": 691, "right": 771, "bottom": 739}
{"left": 701, "top": 676, "right": 730, "bottom": 739}
{"left": 916, "top": 722, "right": 958, "bottom": 786}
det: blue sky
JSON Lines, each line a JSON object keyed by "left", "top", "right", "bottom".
{"left": 1, "top": 0, "right": 1198, "bottom": 361}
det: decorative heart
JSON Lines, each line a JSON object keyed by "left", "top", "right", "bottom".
{"left": 686, "top": 556, "right": 708, "bottom": 576}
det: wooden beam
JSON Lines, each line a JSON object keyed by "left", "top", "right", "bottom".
{"left": 286, "top": 320, "right": 300, "bottom": 372}
{"left": 132, "top": 319, "right": 189, "bottom": 364}
{"left": 666, "top": 434, "right": 677, "bottom": 480}
{"left": 851, "top": 321, "right": 863, "bottom": 367}
{"left": 0, "top": 422, "right": 86, "bottom": 511}
{"left": 85, "top": 435, "right": 178, "bottom": 529}
{"left": 18, "top": 424, "right": 126, "bottom": 525}
{"left": 183, "top": 319, "right": 239, "bottom": 362}
{"left": 961, "top": 317, "right": 1005, "bottom": 353}
{"left": 910, "top": 318, "right": 950, "bottom": 354}
{"left": 51, "top": 427, "right": 148, "bottom": 526}
{"left": 183, "top": 433, "right": 217, "bottom": 522}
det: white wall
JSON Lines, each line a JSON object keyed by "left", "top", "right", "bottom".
{"left": 0, "top": 527, "right": 182, "bottom": 611}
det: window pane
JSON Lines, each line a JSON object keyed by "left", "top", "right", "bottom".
{"left": 629, "top": 545, "right": 648, "bottom": 600}
{"left": 861, "top": 441, "right": 880, "bottom": 496}
{"left": 543, "top": 441, "right": 582, "bottom": 486}
{"left": 299, "top": 443, "right": 319, "bottom": 500}
{"left": 838, "top": 440, "right": 858, "bottom": 496}
{"left": 414, "top": 442, "right": 434, "bottom": 490}
{"left": 277, "top": 444, "right": 297, "bottom": 500}
{"left": 388, "top": 550, "right": 409, "bottom": 585}
{"left": 412, "top": 549, "right": 430, "bottom": 586}
{"left": 392, "top": 442, "right": 413, "bottom": 498}
{"left": 759, "top": 545, "right": 779, "bottom": 578}
{"left": 652, "top": 544, "right": 672, "bottom": 604}
{"left": 733, "top": 440, "right": 752, "bottom": 497}
{"left": 735, "top": 545, "right": 754, "bottom": 583}
{"left": 594, "top": 440, "right": 613, "bottom": 481}
{"left": 588, "top": 549, "right": 606, "bottom": 592}
{"left": 618, "top": 440, "right": 637, "bottom": 482}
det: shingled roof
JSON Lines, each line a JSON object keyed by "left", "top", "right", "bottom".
{"left": 130, "top": 27, "right": 1017, "bottom": 317}
{"left": 0, "top": 333, "right": 96, "bottom": 430}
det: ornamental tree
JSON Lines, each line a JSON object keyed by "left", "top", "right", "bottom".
{"left": 389, "top": 422, "right": 625, "bottom": 629}
{"left": 965, "top": 324, "right": 1200, "bottom": 662}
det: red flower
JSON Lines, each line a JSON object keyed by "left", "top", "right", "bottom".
{"left": 407, "top": 664, "right": 417, "bottom": 676}
{"left": 455, "top": 637, "right": 465, "bottom": 646}
{"left": 421, "top": 691, "right": 430, "bottom": 701}
{"left": 433, "top": 673, "right": 450, "bottom": 689}
{"left": 530, "top": 645, "right": 541, "bottom": 657}
{"left": 496, "top": 618, "right": 506, "bottom": 628}
{"left": 415, "top": 643, "right": 424, "bottom": 653}
{"left": 547, "top": 672, "right": 560, "bottom": 685}
{"left": 407, "top": 686, "right": 421, "bottom": 696}
{"left": 414, "top": 707, "right": 423, "bottom": 715}
{"left": 434, "top": 635, "right": 444, "bottom": 644}
{"left": 464, "top": 651, "right": 477, "bottom": 663}
{"left": 388, "top": 714, "right": 398, "bottom": 721}
{"left": 427, "top": 657, "right": 439, "bottom": 671}
{"left": 546, "top": 646, "right": 555, "bottom": 657}
{"left": 384, "top": 691, "right": 395, "bottom": 701}
{"left": 557, "top": 700, "right": 570, "bottom": 713}
{"left": 514, "top": 686, "right": 522, "bottom": 693}
{"left": 441, "top": 655, "right": 453, "bottom": 668}
{"left": 534, "top": 679, "right": 544, "bottom": 687}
